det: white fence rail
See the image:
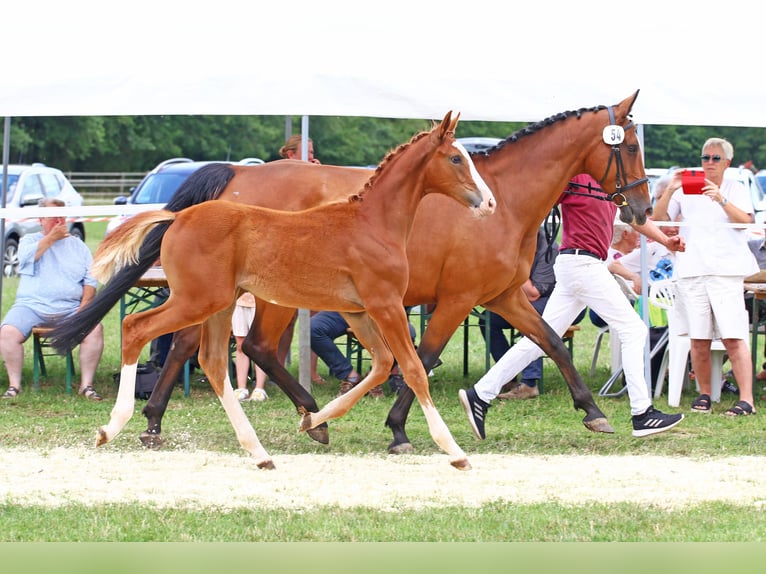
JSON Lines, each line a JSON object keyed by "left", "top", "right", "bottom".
{"left": 66, "top": 171, "right": 146, "bottom": 195}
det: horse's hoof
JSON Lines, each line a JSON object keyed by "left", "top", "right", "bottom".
{"left": 298, "top": 412, "right": 313, "bottom": 433}
{"left": 450, "top": 458, "right": 472, "bottom": 471}
{"left": 306, "top": 424, "right": 329, "bottom": 445}
{"left": 582, "top": 416, "right": 614, "bottom": 434}
{"left": 387, "top": 441, "right": 415, "bottom": 455}
{"left": 139, "top": 431, "right": 164, "bottom": 449}
{"left": 96, "top": 427, "right": 109, "bottom": 447}
{"left": 257, "top": 459, "right": 276, "bottom": 470}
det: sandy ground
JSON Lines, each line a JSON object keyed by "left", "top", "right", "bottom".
{"left": 2, "top": 447, "right": 766, "bottom": 510}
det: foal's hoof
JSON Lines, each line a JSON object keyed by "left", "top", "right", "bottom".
{"left": 450, "top": 458, "right": 472, "bottom": 471}
{"left": 387, "top": 441, "right": 415, "bottom": 455}
{"left": 257, "top": 459, "right": 276, "bottom": 470}
{"left": 306, "top": 423, "right": 329, "bottom": 445}
{"left": 582, "top": 416, "right": 614, "bottom": 434}
{"left": 139, "top": 430, "right": 165, "bottom": 449}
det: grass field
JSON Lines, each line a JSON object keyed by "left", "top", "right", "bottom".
{"left": 1, "top": 220, "right": 765, "bottom": 545}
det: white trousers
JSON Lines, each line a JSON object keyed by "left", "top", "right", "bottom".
{"left": 474, "top": 253, "right": 651, "bottom": 415}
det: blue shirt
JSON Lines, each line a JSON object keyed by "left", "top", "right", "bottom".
{"left": 16, "top": 232, "right": 97, "bottom": 316}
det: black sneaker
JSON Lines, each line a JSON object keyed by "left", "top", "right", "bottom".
{"left": 721, "top": 380, "right": 739, "bottom": 395}
{"left": 458, "top": 388, "right": 490, "bottom": 440}
{"left": 631, "top": 406, "right": 684, "bottom": 437}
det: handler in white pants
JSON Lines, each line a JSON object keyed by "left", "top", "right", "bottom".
{"left": 474, "top": 252, "right": 652, "bottom": 415}
{"left": 459, "top": 173, "right": 686, "bottom": 439}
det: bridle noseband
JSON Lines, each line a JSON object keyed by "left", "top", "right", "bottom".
{"left": 566, "top": 105, "right": 648, "bottom": 207}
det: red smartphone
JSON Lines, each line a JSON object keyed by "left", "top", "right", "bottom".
{"left": 681, "top": 169, "right": 706, "bottom": 195}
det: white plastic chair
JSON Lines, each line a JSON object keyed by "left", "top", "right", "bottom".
{"left": 649, "top": 279, "right": 727, "bottom": 407}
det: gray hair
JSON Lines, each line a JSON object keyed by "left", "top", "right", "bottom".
{"left": 37, "top": 197, "right": 65, "bottom": 208}
{"left": 702, "top": 137, "right": 734, "bottom": 160}
{"left": 612, "top": 221, "right": 632, "bottom": 245}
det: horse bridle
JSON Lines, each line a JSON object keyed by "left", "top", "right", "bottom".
{"left": 565, "top": 105, "right": 649, "bottom": 207}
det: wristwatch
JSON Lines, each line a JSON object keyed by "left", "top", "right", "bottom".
{"left": 721, "top": 197, "right": 729, "bottom": 207}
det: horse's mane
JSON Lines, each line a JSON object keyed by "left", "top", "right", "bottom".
{"left": 470, "top": 105, "right": 610, "bottom": 157}
{"left": 347, "top": 129, "right": 431, "bottom": 203}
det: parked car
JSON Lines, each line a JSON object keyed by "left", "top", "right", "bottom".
{"left": 1, "top": 163, "right": 86, "bottom": 276}
{"left": 105, "top": 157, "right": 265, "bottom": 235}
{"left": 458, "top": 137, "right": 502, "bottom": 153}
{"left": 755, "top": 169, "right": 766, "bottom": 205}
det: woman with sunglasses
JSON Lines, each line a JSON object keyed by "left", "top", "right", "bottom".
{"left": 654, "top": 138, "right": 759, "bottom": 416}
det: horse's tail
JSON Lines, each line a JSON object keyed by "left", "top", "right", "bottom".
{"left": 47, "top": 162, "right": 236, "bottom": 353}
{"left": 91, "top": 210, "right": 177, "bottom": 283}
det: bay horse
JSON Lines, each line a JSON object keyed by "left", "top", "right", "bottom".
{"left": 79, "top": 112, "right": 495, "bottom": 470}
{"left": 50, "top": 91, "right": 651, "bottom": 454}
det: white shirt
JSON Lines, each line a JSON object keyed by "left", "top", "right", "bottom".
{"left": 666, "top": 178, "right": 759, "bottom": 278}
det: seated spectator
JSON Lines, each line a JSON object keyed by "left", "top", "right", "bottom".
{"left": 311, "top": 310, "right": 416, "bottom": 398}
{"left": 1, "top": 198, "right": 104, "bottom": 400}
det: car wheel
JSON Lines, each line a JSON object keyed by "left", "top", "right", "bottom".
{"left": 3, "top": 237, "right": 19, "bottom": 277}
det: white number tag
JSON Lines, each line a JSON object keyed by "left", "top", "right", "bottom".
{"left": 602, "top": 125, "right": 625, "bottom": 145}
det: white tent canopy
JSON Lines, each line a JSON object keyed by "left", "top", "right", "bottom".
{"left": 3, "top": 1, "right": 766, "bottom": 127}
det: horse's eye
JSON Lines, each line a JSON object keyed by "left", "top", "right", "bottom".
{"left": 627, "top": 145, "right": 638, "bottom": 153}
{"left": 450, "top": 155, "right": 463, "bottom": 165}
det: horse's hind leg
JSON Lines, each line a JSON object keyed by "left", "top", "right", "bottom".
{"left": 98, "top": 308, "right": 174, "bottom": 447}
{"left": 490, "top": 294, "right": 613, "bottom": 433}
{"left": 140, "top": 325, "right": 202, "bottom": 448}
{"left": 245, "top": 302, "right": 329, "bottom": 445}
{"left": 199, "top": 310, "right": 274, "bottom": 469}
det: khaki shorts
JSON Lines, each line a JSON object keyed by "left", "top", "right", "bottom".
{"left": 675, "top": 275, "right": 749, "bottom": 340}
{"left": 231, "top": 305, "right": 255, "bottom": 337}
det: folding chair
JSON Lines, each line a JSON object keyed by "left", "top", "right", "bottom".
{"left": 32, "top": 327, "right": 76, "bottom": 394}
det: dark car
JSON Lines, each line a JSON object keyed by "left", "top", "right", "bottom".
{"left": 106, "top": 157, "right": 264, "bottom": 235}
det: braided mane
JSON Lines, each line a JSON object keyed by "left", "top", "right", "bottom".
{"left": 347, "top": 129, "right": 431, "bottom": 203}
{"left": 470, "top": 105, "right": 609, "bottom": 157}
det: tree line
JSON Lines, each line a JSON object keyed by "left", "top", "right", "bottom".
{"left": 6, "top": 115, "right": 766, "bottom": 174}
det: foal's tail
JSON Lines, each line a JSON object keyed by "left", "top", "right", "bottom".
{"left": 47, "top": 162, "right": 236, "bottom": 353}
{"left": 91, "top": 210, "right": 177, "bottom": 283}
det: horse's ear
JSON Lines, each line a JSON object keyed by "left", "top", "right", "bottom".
{"left": 438, "top": 111, "right": 453, "bottom": 139}
{"left": 438, "top": 110, "right": 460, "bottom": 140}
{"left": 450, "top": 112, "right": 461, "bottom": 134}
{"left": 626, "top": 90, "right": 640, "bottom": 113}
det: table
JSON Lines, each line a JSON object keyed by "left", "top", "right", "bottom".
{"left": 120, "top": 266, "right": 191, "bottom": 396}
{"left": 744, "top": 281, "right": 766, "bottom": 377}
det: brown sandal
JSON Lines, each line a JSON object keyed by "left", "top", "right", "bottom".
{"left": 2, "top": 386, "right": 20, "bottom": 399}
{"left": 78, "top": 386, "right": 102, "bottom": 401}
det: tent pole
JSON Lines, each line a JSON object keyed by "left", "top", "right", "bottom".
{"left": 1, "top": 116, "right": 11, "bottom": 312}
{"left": 298, "top": 115, "right": 311, "bottom": 392}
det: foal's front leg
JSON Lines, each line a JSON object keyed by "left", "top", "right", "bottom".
{"left": 298, "top": 312, "right": 393, "bottom": 428}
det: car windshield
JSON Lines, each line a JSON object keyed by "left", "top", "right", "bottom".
{"left": 0, "top": 174, "right": 19, "bottom": 197}
{"left": 133, "top": 172, "right": 189, "bottom": 204}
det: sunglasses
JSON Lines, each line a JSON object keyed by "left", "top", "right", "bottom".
{"left": 701, "top": 154, "right": 723, "bottom": 163}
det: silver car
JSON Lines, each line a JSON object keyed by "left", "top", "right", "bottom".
{"left": 1, "top": 163, "right": 85, "bottom": 276}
